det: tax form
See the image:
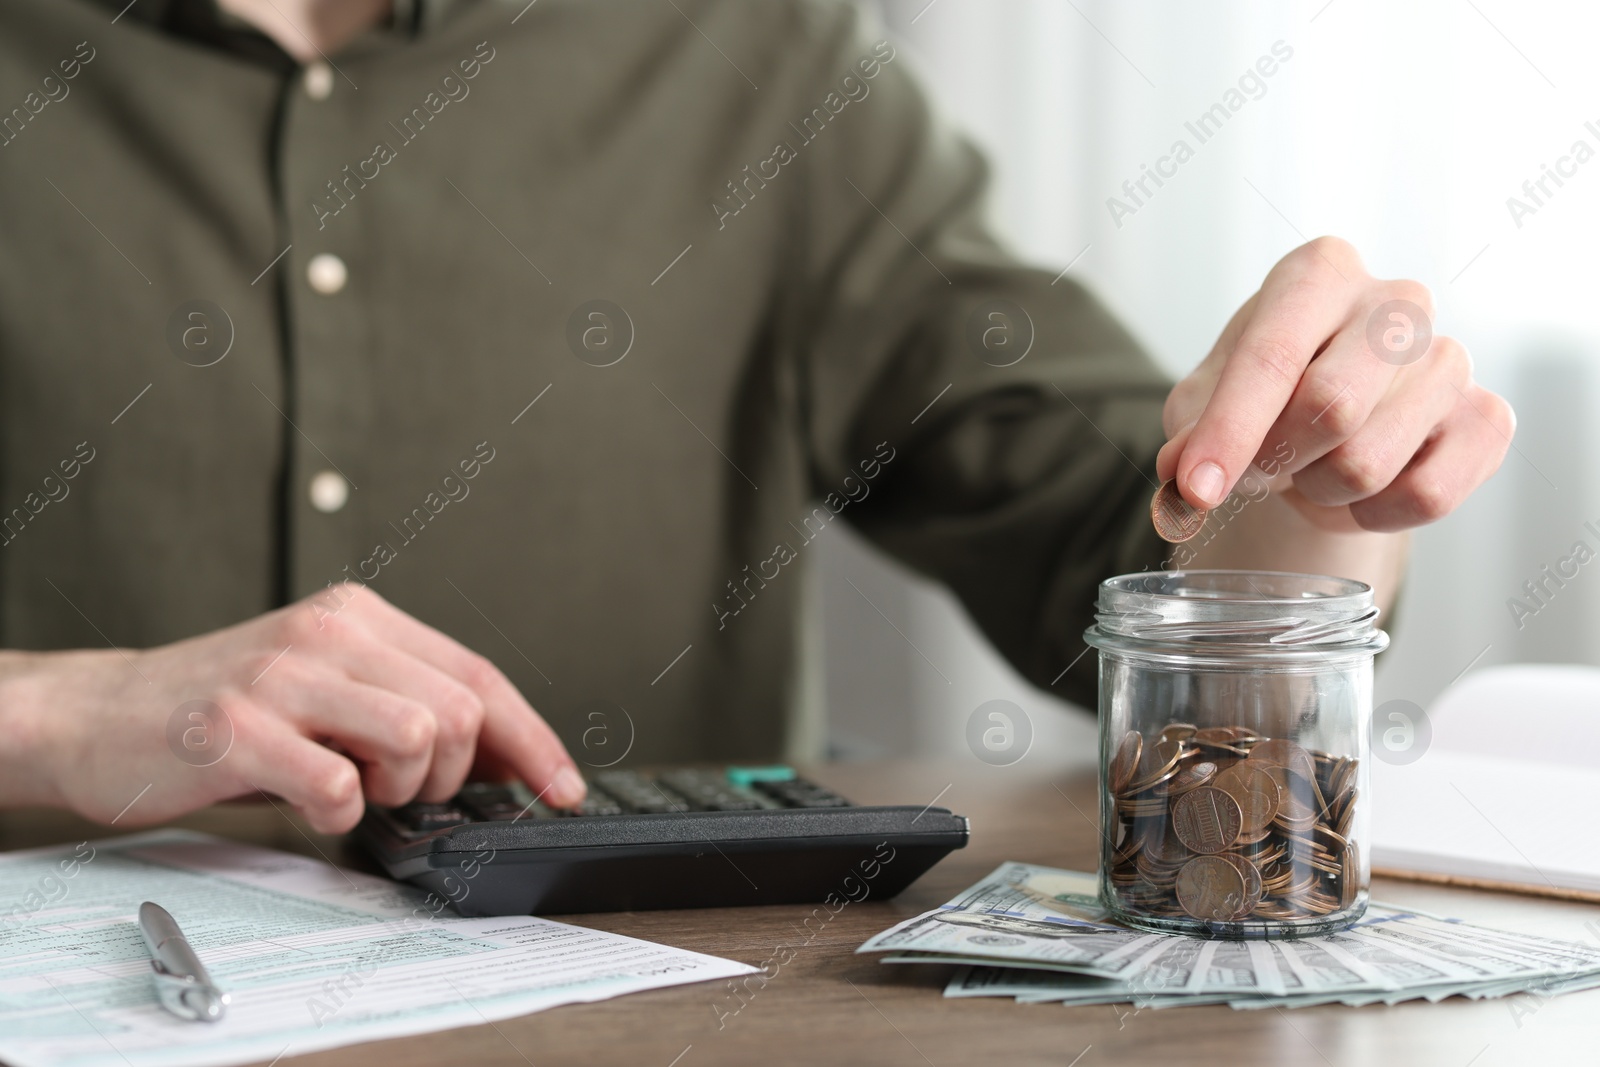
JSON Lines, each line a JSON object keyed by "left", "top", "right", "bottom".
{"left": 0, "top": 830, "right": 757, "bottom": 1067}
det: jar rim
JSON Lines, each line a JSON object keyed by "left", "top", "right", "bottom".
{"left": 1100, "top": 569, "right": 1372, "bottom": 604}
{"left": 1086, "top": 569, "right": 1388, "bottom": 654}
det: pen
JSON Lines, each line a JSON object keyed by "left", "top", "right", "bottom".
{"left": 138, "top": 901, "right": 230, "bottom": 1023}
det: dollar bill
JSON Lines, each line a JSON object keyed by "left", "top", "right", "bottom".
{"left": 860, "top": 862, "right": 1600, "bottom": 1008}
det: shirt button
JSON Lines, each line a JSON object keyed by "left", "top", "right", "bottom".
{"left": 307, "top": 253, "right": 347, "bottom": 295}
{"left": 308, "top": 471, "right": 350, "bottom": 513}
{"left": 303, "top": 62, "right": 334, "bottom": 100}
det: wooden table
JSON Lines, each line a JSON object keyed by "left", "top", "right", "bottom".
{"left": 6, "top": 760, "right": 1598, "bottom": 1067}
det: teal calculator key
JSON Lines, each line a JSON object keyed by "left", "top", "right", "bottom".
{"left": 725, "top": 765, "right": 797, "bottom": 786}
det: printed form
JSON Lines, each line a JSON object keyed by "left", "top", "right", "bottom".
{"left": 0, "top": 830, "right": 756, "bottom": 1067}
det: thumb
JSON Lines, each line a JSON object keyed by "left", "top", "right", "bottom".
{"left": 1155, "top": 420, "right": 1197, "bottom": 484}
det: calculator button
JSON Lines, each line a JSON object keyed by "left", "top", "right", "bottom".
{"left": 561, "top": 793, "right": 626, "bottom": 817}
{"left": 395, "top": 802, "right": 469, "bottom": 831}
{"left": 594, "top": 771, "right": 690, "bottom": 813}
{"left": 753, "top": 778, "right": 851, "bottom": 808}
{"left": 458, "top": 783, "right": 516, "bottom": 805}
{"left": 625, "top": 797, "right": 691, "bottom": 814}
{"left": 475, "top": 802, "right": 532, "bottom": 822}
{"left": 659, "top": 771, "right": 765, "bottom": 811}
{"left": 724, "top": 765, "right": 797, "bottom": 787}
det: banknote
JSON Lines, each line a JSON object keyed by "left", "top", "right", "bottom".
{"left": 860, "top": 862, "right": 1600, "bottom": 1009}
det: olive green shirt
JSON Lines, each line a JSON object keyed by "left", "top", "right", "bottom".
{"left": 0, "top": 0, "right": 1169, "bottom": 762}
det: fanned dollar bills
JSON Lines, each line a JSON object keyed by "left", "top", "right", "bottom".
{"left": 857, "top": 862, "right": 1600, "bottom": 1009}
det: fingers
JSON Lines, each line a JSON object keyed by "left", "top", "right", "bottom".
{"left": 1347, "top": 384, "right": 1514, "bottom": 532}
{"left": 330, "top": 629, "right": 485, "bottom": 803}
{"left": 1255, "top": 325, "right": 1399, "bottom": 476}
{"left": 1291, "top": 337, "right": 1469, "bottom": 508}
{"left": 337, "top": 587, "right": 585, "bottom": 807}
{"left": 231, "top": 706, "right": 364, "bottom": 834}
{"left": 1156, "top": 296, "right": 1259, "bottom": 480}
{"left": 475, "top": 688, "right": 584, "bottom": 805}
{"left": 1176, "top": 238, "right": 1365, "bottom": 508}
{"left": 273, "top": 672, "right": 441, "bottom": 808}
{"left": 1154, "top": 422, "right": 1193, "bottom": 483}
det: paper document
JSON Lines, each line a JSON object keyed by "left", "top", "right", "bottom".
{"left": 0, "top": 830, "right": 756, "bottom": 1067}
{"left": 1370, "top": 663, "right": 1600, "bottom": 899}
{"left": 1373, "top": 749, "right": 1600, "bottom": 897}
{"left": 859, "top": 862, "right": 1600, "bottom": 1010}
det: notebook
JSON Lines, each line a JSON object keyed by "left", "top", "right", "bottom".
{"left": 1370, "top": 663, "right": 1600, "bottom": 902}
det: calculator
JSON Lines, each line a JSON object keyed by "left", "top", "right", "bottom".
{"left": 353, "top": 766, "right": 969, "bottom": 916}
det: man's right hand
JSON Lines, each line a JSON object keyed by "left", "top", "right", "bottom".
{"left": 0, "top": 583, "right": 585, "bottom": 833}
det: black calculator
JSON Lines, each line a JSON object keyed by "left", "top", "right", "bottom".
{"left": 354, "top": 766, "right": 969, "bottom": 916}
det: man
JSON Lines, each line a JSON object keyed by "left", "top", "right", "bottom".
{"left": 0, "top": 0, "right": 1511, "bottom": 834}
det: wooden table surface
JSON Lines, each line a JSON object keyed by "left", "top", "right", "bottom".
{"left": 5, "top": 759, "right": 1598, "bottom": 1067}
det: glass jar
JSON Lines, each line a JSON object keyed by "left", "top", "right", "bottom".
{"left": 1084, "top": 570, "right": 1388, "bottom": 939}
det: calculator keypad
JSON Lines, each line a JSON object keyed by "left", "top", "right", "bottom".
{"left": 389, "top": 767, "right": 851, "bottom": 833}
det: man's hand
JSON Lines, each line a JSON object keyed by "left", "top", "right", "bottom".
{"left": 0, "top": 583, "right": 585, "bottom": 833}
{"left": 1157, "top": 237, "right": 1514, "bottom": 533}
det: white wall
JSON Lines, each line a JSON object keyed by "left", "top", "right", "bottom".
{"left": 821, "top": 0, "right": 1600, "bottom": 764}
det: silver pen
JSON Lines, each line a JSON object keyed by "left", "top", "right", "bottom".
{"left": 138, "top": 901, "right": 230, "bottom": 1022}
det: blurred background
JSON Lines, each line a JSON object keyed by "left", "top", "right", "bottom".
{"left": 819, "top": 0, "right": 1595, "bottom": 766}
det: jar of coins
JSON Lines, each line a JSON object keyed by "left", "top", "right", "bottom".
{"left": 1084, "top": 570, "right": 1388, "bottom": 939}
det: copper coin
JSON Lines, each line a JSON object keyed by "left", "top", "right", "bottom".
{"left": 1143, "top": 823, "right": 1194, "bottom": 865}
{"left": 1166, "top": 760, "right": 1218, "bottom": 797}
{"left": 1175, "top": 855, "right": 1247, "bottom": 921}
{"left": 1274, "top": 792, "right": 1317, "bottom": 831}
{"left": 1247, "top": 737, "right": 1314, "bottom": 774}
{"left": 1218, "top": 853, "right": 1264, "bottom": 918}
{"left": 1212, "top": 765, "right": 1281, "bottom": 831}
{"left": 1192, "top": 727, "right": 1252, "bottom": 758}
{"left": 1136, "top": 852, "right": 1182, "bottom": 887}
{"left": 1236, "top": 790, "right": 1281, "bottom": 838}
{"left": 1126, "top": 739, "right": 1185, "bottom": 794}
{"left": 1109, "top": 731, "right": 1142, "bottom": 794}
{"left": 1326, "top": 758, "right": 1357, "bottom": 810}
{"left": 1339, "top": 842, "right": 1360, "bottom": 909}
{"left": 1263, "top": 764, "right": 1318, "bottom": 809}
{"left": 1171, "top": 786, "right": 1243, "bottom": 854}
{"left": 1150, "top": 479, "right": 1207, "bottom": 542}
{"left": 1335, "top": 788, "right": 1357, "bottom": 838}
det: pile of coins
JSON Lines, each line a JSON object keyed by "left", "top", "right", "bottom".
{"left": 1105, "top": 723, "right": 1359, "bottom": 925}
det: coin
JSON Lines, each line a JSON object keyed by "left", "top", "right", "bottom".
{"left": 1262, "top": 764, "right": 1318, "bottom": 812}
{"left": 1142, "top": 823, "right": 1194, "bottom": 865}
{"left": 1171, "top": 786, "right": 1243, "bottom": 854}
{"left": 1109, "top": 731, "right": 1142, "bottom": 794}
{"left": 1212, "top": 765, "right": 1281, "bottom": 833}
{"left": 1247, "top": 737, "right": 1315, "bottom": 777}
{"left": 1175, "top": 855, "right": 1246, "bottom": 921}
{"left": 1125, "top": 739, "right": 1186, "bottom": 794}
{"left": 1166, "top": 760, "right": 1218, "bottom": 797}
{"left": 1235, "top": 790, "right": 1282, "bottom": 839}
{"left": 1137, "top": 851, "right": 1184, "bottom": 887}
{"left": 1191, "top": 727, "right": 1236, "bottom": 746}
{"left": 1340, "top": 843, "right": 1359, "bottom": 908}
{"left": 1150, "top": 479, "right": 1207, "bottom": 542}
{"left": 1335, "top": 788, "right": 1357, "bottom": 838}
{"left": 1107, "top": 722, "right": 1362, "bottom": 928}
{"left": 1218, "top": 853, "right": 1265, "bottom": 919}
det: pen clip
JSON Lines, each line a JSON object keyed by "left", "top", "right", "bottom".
{"left": 149, "top": 959, "right": 230, "bottom": 1022}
